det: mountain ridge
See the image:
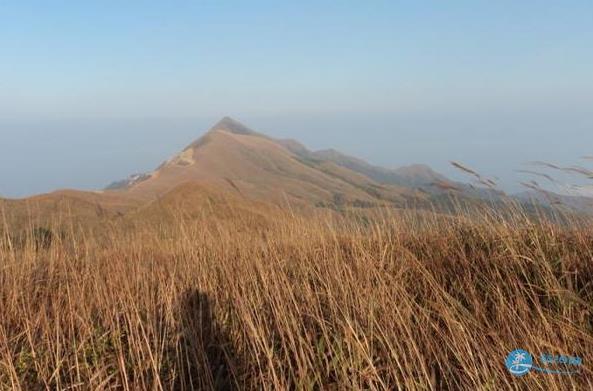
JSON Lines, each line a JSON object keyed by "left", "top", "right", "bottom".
{"left": 106, "top": 117, "right": 456, "bottom": 207}
{"left": 117, "top": 119, "right": 409, "bottom": 206}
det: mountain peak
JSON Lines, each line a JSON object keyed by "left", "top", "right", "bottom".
{"left": 105, "top": 118, "right": 462, "bottom": 206}
{"left": 210, "top": 116, "right": 257, "bottom": 135}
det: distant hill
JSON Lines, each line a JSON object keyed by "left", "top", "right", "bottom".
{"left": 0, "top": 189, "right": 139, "bottom": 229}
{"left": 515, "top": 190, "right": 593, "bottom": 212}
{"left": 111, "top": 117, "right": 583, "bottom": 212}
{"left": 296, "top": 147, "right": 450, "bottom": 191}
{"left": 108, "top": 117, "right": 436, "bottom": 208}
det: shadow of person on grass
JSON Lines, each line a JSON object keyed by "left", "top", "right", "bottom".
{"left": 176, "top": 289, "right": 242, "bottom": 391}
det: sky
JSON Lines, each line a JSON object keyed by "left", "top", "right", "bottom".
{"left": 1, "top": 1, "right": 593, "bottom": 197}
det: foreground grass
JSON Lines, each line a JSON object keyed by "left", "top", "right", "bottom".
{"left": 0, "top": 207, "right": 592, "bottom": 389}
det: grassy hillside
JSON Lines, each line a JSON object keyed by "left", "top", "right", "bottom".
{"left": 0, "top": 204, "right": 591, "bottom": 389}
{"left": 114, "top": 118, "right": 424, "bottom": 208}
{"left": 0, "top": 189, "right": 139, "bottom": 231}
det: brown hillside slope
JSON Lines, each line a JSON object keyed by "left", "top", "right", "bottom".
{"left": 130, "top": 182, "right": 276, "bottom": 229}
{"left": 123, "top": 117, "right": 420, "bottom": 207}
{"left": 1, "top": 190, "right": 139, "bottom": 228}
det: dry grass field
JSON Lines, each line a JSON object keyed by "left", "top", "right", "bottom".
{"left": 0, "top": 202, "right": 592, "bottom": 390}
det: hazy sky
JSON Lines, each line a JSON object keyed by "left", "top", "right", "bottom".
{"left": 1, "top": 1, "right": 593, "bottom": 197}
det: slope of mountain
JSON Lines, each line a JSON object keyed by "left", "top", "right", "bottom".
{"left": 0, "top": 189, "right": 140, "bottom": 228}
{"left": 110, "top": 117, "right": 425, "bottom": 208}
{"left": 305, "top": 148, "right": 449, "bottom": 190}
{"left": 393, "top": 164, "right": 449, "bottom": 188}
{"left": 514, "top": 190, "right": 593, "bottom": 212}
{"left": 130, "top": 181, "right": 276, "bottom": 230}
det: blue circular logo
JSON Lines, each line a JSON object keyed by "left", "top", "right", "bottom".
{"left": 506, "top": 349, "right": 533, "bottom": 376}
